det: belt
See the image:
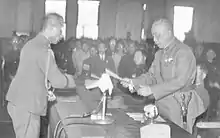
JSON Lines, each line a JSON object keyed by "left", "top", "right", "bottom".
{"left": 173, "top": 86, "right": 193, "bottom": 131}
{"left": 180, "top": 85, "right": 196, "bottom": 92}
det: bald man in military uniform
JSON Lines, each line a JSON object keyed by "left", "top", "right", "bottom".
{"left": 6, "top": 13, "right": 76, "bottom": 138}
{"left": 121, "top": 19, "right": 206, "bottom": 133}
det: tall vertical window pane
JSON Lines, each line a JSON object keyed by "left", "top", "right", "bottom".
{"left": 173, "top": 6, "right": 194, "bottom": 42}
{"left": 77, "top": 0, "right": 99, "bottom": 39}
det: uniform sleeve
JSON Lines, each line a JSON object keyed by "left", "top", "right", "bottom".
{"left": 150, "top": 49, "right": 196, "bottom": 100}
{"left": 38, "top": 49, "right": 75, "bottom": 88}
{"left": 132, "top": 72, "right": 156, "bottom": 86}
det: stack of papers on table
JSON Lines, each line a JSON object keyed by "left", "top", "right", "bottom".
{"left": 126, "top": 112, "right": 144, "bottom": 122}
{"left": 126, "top": 112, "right": 166, "bottom": 123}
{"left": 155, "top": 116, "right": 166, "bottom": 122}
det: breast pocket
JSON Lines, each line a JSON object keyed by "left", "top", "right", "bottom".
{"left": 160, "top": 57, "right": 175, "bottom": 80}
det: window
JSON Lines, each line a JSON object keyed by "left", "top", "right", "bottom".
{"left": 173, "top": 6, "right": 194, "bottom": 42}
{"left": 141, "top": 4, "right": 147, "bottom": 40}
{"left": 77, "top": 0, "right": 100, "bottom": 39}
{"left": 45, "top": 0, "right": 67, "bottom": 39}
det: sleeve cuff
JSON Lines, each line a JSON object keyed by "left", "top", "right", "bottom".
{"left": 64, "top": 74, "right": 69, "bottom": 88}
{"left": 149, "top": 86, "right": 157, "bottom": 100}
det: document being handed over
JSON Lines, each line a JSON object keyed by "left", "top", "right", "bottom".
{"left": 85, "top": 73, "right": 113, "bottom": 95}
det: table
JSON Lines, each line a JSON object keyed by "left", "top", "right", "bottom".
{"left": 48, "top": 86, "right": 195, "bottom": 138}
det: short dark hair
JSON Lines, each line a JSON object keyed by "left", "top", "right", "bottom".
{"left": 98, "top": 41, "right": 106, "bottom": 47}
{"left": 41, "top": 13, "right": 63, "bottom": 31}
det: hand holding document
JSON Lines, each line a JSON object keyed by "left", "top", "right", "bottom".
{"left": 105, "top": 69, "right": 122, "bottom": 81}
{"left": 120, "top": 78, "right": 132, "bottom": 87}
{"left": 105, "top": 69, "right": 136, "bottom": 93}
{"left": 105, "top": 69, "right": 135, "bottom": 91}
{"left": 85, "top": 73, "right": 113, "bottom": 95}
{"left": 120, "top": 78, "right": 138, "bottom": 93}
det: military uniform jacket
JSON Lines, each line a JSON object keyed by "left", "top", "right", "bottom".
{"left": 133, "top": 39, "right": 196, "bottom": 99}
{"left": 132, "top": 39, "right": 205, "bottom": 131}
{"left": 6, "top": 35, "right": 69, "bottom": 116}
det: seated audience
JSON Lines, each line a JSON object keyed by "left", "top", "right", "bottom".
{"left": 112, "top": 40, "right": 125, "bottom": 74}
{"left": 118, "top": 41, "right": 136, "bottom": 78}
{"left": 133, "top": 49, "right": 148, "bottom": 78}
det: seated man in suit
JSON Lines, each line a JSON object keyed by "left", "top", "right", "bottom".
{"left": 118, "top": 41, "right": 136, "bottom": 78}
{"left": 82, "top": 42, "right": 116, "bottom": 78}
{"left": 81, "top": 46, "right": 97, "bottom": 78}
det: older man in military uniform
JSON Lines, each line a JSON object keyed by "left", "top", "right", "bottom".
{"left": 121, "top": 19, "right": 206, "bottom": 133}
{"left": 6, "top": 13, "right": 76, "bottom": 138}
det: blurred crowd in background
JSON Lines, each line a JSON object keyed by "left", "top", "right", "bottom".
{"left": 2, "top": 30, "right": 220, "bottom": 122}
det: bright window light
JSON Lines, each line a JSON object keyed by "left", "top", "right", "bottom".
{"left": 173, "top": 6, "right": 194, "bottom": 42}
{"left": 77, "top": 0, "right": 99, "bottom": 39}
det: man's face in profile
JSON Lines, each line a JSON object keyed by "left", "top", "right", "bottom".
{"left": 50, "top": 18, "right": 64, "bottom": 44}
{"left": 151, "top": 24, "right": 172, "bottom": 49}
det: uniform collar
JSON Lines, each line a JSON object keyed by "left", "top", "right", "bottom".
{"left": 163, "top": 37, "right": 176, "bottom": 52}
{"left": 36, "top": 33, "right": 51, "bottom": 48}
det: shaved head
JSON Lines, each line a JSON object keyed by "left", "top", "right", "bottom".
{"left": 151, "top": 18, "right": 173, "bottom": 34}
{"left": 40, "top": 13, "right": 64, "bottom": 44}
{"left": 151, "top": 18, "right": 174, "bottom": 48}
{"left": 41, "top": 13, "right": 64, "bottom": 31}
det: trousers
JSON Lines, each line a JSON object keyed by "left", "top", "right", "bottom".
{"left": 7, "top": 102, "right": 41, "bottom": 138}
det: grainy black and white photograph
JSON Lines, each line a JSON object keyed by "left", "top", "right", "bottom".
{"left": 0, "top": 0, "right": 219, "bottom": 138}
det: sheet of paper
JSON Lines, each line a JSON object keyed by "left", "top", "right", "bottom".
{"left": 126, "top": 112, "right": 144, "bottom": 122}
{"left": 91, "top": 73, "right": 100, "bottom": 79}
{"left": 126, "top": 113, "right": 166, "bottom": 123}
{"left": 84, "top": 74, "right": 113, "bottom": 95}
{"left": 105, "top": 69, "right": 122, "bottom": 80}
{"left": 85, "top": 79, "right": 99, "bottom": 89}
{"left": 155, "top": 116, "right": 166, "bottom": 122}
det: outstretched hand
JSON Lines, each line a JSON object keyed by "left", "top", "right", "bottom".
{"left": 120, "top": 78, "right": 135, "bottom": 93}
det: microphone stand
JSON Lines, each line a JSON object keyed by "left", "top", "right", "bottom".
{"left": 93, "top": 90, "right": 114, "bottom": 125}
